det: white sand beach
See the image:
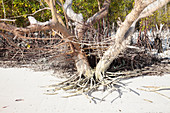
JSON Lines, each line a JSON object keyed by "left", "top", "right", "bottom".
{"left": 0, "top": 67, "right": 170, "bottom": 113}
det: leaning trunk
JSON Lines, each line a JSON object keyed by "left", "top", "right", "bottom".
{"left": 95, "top": 0, "right": 169, "bottom": 80}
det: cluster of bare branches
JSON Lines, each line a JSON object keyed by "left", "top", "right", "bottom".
{"left": 0, "top": 0, "right": 170, "bottom": 98}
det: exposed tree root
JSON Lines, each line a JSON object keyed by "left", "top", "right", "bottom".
{"left": 44, "top": 60, "right": 169, "bottom": 101}
{"left": 45, "top": 73, "right": 123, "bottom": 101}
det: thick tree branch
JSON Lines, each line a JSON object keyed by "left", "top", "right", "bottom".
{"left": 138, "top": 0, "right": 170, "bottom": 19}
{"left": 95, "top": 0, "right": 165, "bottom": 80}
{"left": 63, "top": 0, "right": 83, "bottom": 23}
{"left": 60, "top": 0, "right": 69, "bottom": 29}
{"left": 63, "top": 0, "right": 84, "bottom": 39}
{"left": 35, "top": 0, "right": 92, "bottom": 77}
{"left": 86, "top": 0, "right": 111, "bottom": 25}
{"left": 1, "top": 0, "right": 168, "bottom": 81}
{"left": 44, "top": 0, "right": 65, "bottom": 26}
{"left": 0, "top": 21, "right": 93, "bottom": 77}
{"left": 64, "top": 0, "right": 111, "bottom": 40}
{"left": 50, "top": 0, "right": 58, "bottom": 23}
{"left": 0, "top": 22, "right": 71, "bottom": 45}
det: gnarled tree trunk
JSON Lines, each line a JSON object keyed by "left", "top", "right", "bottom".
{"left": 35, "top": 0, "right": 170, "bottom": 79}
{"left": 63, "top": 0, "right": 111, "bottom": 77}
{"left": 47, "top": 0, "right": 93, "bottom": 77}
{"left": 0, "top": 0, "right": 169, "bottom": 81}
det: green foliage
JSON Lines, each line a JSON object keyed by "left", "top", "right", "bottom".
{"left": 0, "top": 0, "right": 169, "bottom": 28}
{"left": 72, "top": 0, "right": 99, "bottom": 20}
{"left": 0, "top": 0, "right": 51, "bottom": 27}
{"left": 109, "top": 0, "right": 134, "bottom": 21}
{"left": 139, "top": 3, "right": 169, "bottom": 31}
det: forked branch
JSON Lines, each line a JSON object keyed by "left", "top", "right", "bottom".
{"left": 95, "top": 0, "right": 169, "bottom": 80}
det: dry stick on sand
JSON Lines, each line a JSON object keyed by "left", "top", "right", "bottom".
{"left": 137, "top": 86, "right": 170, "bottom": 100}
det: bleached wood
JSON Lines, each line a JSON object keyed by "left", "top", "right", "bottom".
{"left": 138, "top": 0, "right": 170, "bottom": 19}
{"left": 0, "top": 19, "right": 16, "bottom": 22}
{"left": 64, "top": 0, "right": 84, "bottom": 23}
{"left": 95, "top": 0, "right": 169, "bottom": 80}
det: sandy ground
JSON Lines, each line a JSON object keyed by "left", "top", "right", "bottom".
{"left": 0, "top": 67, "right": 170, "bottom": 113}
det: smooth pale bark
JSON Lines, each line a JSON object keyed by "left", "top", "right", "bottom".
{"left": 64, "top": 0, "right": 111, "bottom": 39}
{"left": 138, "top": 0, "right": 170, "bottom": 19}
{"left": 44, "top": 0, "right": 65, "bottom": 26}
{"left": 95, "top": 0, "right": 169, "bottom": 80}
{"left": 58, "top": 0, "right": 169, "bottom": 79}
{"left": 64, "top": 0, "right": 84, "bottom": 39}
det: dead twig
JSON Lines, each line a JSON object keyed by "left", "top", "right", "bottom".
{"left": 137, "top": 86, "right": 170, "bottom": 100}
